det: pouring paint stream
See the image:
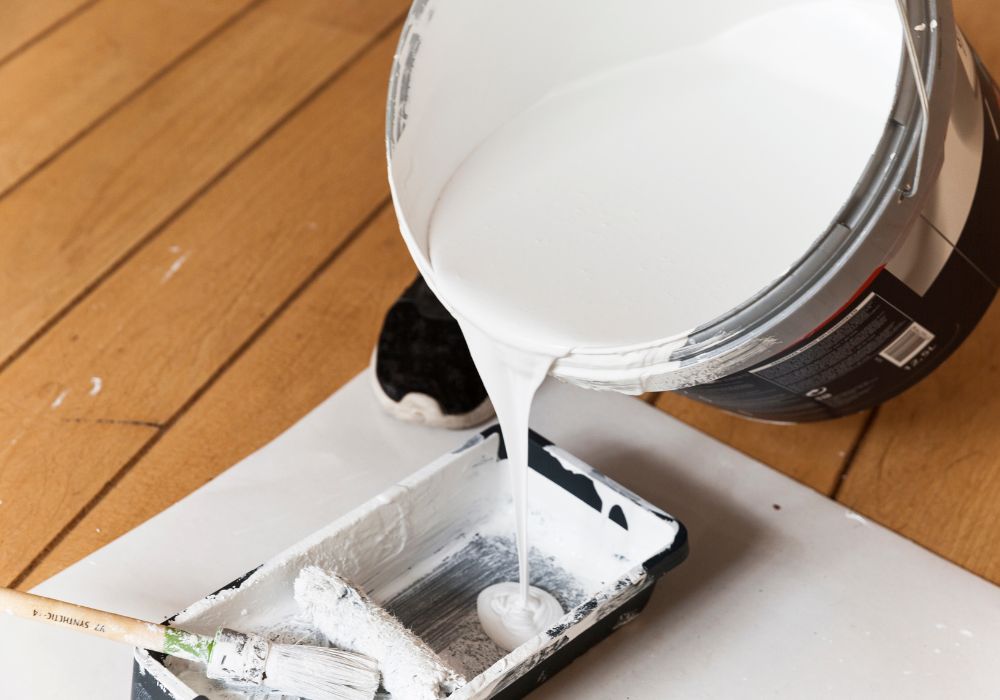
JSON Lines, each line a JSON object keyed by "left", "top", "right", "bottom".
{"left": 457, "top": 324, "right": 565, "bottom": 650}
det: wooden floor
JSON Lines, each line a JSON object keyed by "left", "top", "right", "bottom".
{"left": 1, "top": 0, "right": 999, "bottom": 593}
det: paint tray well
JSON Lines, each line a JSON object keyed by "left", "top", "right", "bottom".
{"left": 131, "top": 427, "right": 688, "bottom": 700}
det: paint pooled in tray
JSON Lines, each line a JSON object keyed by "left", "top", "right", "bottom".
{"left": 142, "top": 430, "right": 686, "bottom": 700}
{"left": 385, "top": 534, "right": 584, "bottom": 675}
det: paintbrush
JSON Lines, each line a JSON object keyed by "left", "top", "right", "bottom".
{"left": 0, "top": 586, "right": 380, "bottom": 700}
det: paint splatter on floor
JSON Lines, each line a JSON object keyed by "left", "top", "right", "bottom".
{"left": 162, "top": 252, "right": 189, "bottom": 283}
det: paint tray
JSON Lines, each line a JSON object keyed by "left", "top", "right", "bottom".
{"left": 131, "top": 426, "right": 688, "bottom": 699}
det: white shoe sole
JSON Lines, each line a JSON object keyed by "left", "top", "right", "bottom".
{"left": 369, "top": 351, "right": 495, "bottom": 430}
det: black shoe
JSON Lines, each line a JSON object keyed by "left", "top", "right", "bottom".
{"left": 372, "top": 276, "right": 494, "bottom": 429}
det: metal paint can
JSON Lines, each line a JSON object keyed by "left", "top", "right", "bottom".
{"left": 387, "top": 0, "right": 1000, "bottom": 422}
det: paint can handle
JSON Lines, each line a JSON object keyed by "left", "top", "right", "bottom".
{"left": 895, "top": 0, "right": 932, "bottom": 199}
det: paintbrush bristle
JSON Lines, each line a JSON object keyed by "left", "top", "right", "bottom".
{"left": 264, "top": 643, "right": 381, "bottom": 700}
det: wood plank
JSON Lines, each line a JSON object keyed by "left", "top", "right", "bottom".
{"left": 0, "top": 0, "right": 94, "bottom": 63}
{"left": 0, "top": 0, "right": 253, "bottom": 195}
{"left": 837, "top": 299, "right": 1000, "bottom": 584}
{"left": 0, "top": 29, "right": 402, "bottom": 586}
{"left": 0, "top": 0, "right": 407, "bottom": 368}
{"left": 23, "top": 208, "right": 416, "bottom": 588}
{"left": 655, "top": 393, "right": 870, "bottom": 494}
{"left": 955, "top": 0, "right": 1000, "bottom": 72}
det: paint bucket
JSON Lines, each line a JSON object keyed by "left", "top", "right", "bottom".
{"left": 387, "top": 0, "right": 1000, "bottom": 422}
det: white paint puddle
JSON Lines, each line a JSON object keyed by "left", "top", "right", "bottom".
{"left": 161, "top": 251, "right": 189, "bottom": 283}
{"left": 50, "top": 389, "right": 69, "bottom": 409}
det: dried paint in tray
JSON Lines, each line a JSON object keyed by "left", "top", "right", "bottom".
{"left": 130, "top": 427, "right": 688, "bottom": 699}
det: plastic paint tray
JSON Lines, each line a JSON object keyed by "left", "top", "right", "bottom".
{"left": 131, "top": 427, "right": 688, "bottom": 699}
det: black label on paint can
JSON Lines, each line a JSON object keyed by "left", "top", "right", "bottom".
{"left": 680, "top": 61, "right": 1000, "bottom": 423}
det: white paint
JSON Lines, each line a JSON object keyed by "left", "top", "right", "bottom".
{"left": 458, "top": 323, "right": 555, "bottom": 602}
{"left": 161, "top": 252, "right": 189, "bottom": 284}
{"left": 50, "top": 389, "right": 68, "bottom": 409}
{"left": 89, "top": 376, "right": 102, "bottom": 396}
{"left": 393, "top": 0, "right": 902, "bottom": 389}
{"left": 428, "top": 4, "right": 899, "bottom": 349}
{"left": 419, "top": 0, "right": 899, "bottom": 648}
{"left": 455, "top": 324, "right": 571, "bottom": 647}
{"left": 845, "top": 511, "right": 870, "bottom": 525}
{"left": 476, "top": 582, "right": 564, "bottom": 652}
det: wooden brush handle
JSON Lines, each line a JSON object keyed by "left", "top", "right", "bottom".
{"left": 0, "top": 587, "right": 167, "bottom": 652}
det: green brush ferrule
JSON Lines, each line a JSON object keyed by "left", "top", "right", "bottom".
{"left": 163, "top": 627, "right": 216, "bottom": 664}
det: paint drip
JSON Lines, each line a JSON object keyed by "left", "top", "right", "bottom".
{"left": 456, "top": 323, "right": 564, "bottom": 648}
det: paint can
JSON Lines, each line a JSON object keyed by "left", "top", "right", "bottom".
{"left": 387, "top": 0, "right": 1000, "bottom": 422}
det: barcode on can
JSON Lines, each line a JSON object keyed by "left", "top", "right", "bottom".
{"left": 879, "top": 322, "right": 935, "bottom": 367}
